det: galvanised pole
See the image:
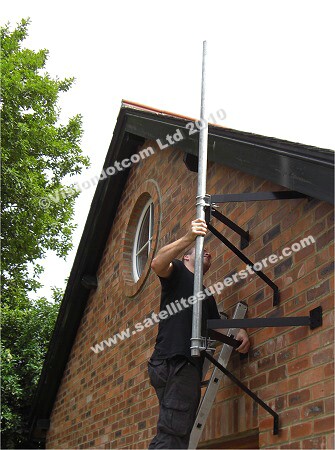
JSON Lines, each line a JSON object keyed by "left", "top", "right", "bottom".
{"left": 191, "top": 41, "right": 209, "bottom": 357}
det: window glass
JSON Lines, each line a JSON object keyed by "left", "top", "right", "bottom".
{"left": 133, "top": 200, "right": 154, "bottom": 281}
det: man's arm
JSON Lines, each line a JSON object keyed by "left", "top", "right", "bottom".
{"left": 151, "top": 218, "right": 207, "bottom": 278}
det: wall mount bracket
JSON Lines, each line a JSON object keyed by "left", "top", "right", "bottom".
{"left": 204, "top": 306, "right": 322, "bottom": 435}
{"left": 204, "top": 190, "right": 309, "bottom": 307}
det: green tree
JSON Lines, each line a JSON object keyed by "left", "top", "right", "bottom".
{"left": 1, "top": 290, "right": 61, "bottom": 448}
{"left": 1, "top": 18, "right": 89, "bottom": 304}
{"left": 1, "top": 19, "right": 89, "bottom": 447}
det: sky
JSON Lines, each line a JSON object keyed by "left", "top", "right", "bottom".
{"left": 3, "top": 0, "right": 335, "bottom": 300}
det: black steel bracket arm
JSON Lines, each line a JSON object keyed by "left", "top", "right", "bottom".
{"left": 205, "top": 191, "right": 308, "bottom": 249}
{"left": 211, "top": 208, "right": 250, "bottom": 250}
{"left": 206, "top": 222, "right": 280, "bottom": 306}
{"left": 207, "top": 329, "right": 242, "bottom": 348}
{"left": 204, "top": 351, "right": 279, "bottom": 435}
{"left": 207, "top": 306, "right": 323, "bottom": 331}
{"left": 211, "top": 191, "right": 309, "bottom": 203}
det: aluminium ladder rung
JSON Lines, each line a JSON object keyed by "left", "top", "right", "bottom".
{"left": 188, "top": 301, "right": 248, "bottom": 449}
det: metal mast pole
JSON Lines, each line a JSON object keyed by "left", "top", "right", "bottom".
{"left": 191, "top": 41, "right": 209, "bottom": 357}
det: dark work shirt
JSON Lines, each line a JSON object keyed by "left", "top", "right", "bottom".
{"left": 151, "top": 259, "right": 220, "bottom": 372}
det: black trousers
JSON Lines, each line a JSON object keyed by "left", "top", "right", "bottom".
{"left": 148, "top": 356, "right": 201, "bottom": 449}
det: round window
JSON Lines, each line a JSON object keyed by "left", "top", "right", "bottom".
{"left": 121, "top": 180, "right": 161, "bottom": 297}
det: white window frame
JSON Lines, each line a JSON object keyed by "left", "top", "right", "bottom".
{"left": 132, "top": 199, "right": 154, "bottom": 282}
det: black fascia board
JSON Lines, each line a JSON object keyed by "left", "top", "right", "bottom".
{"left": 124, "top": 111, "right": 334, "bottom": 204}
{"left": 29, "top": 104, "right": 334, "bottom": 442}
{"left": 28, "top": 107, "right": 145, "bottom": 441}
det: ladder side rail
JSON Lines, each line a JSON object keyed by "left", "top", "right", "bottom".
{"left": 188, "top": 302, "right": 248, "bottom": 449}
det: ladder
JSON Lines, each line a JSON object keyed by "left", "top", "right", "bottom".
{"left": 188, "top": 301, "right": 248, "bottom": 449}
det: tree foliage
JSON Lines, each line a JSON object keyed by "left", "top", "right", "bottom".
{"left": 1, "top": 19, "right": 89, "bottom": 447}
{"left": 1, "top": 18, "right": 89, "bottom": 304}
{"left": 1, "top": 291, "right": 61, "bottom": 448}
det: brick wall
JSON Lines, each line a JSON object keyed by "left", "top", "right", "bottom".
{"left": 46, "top": 141, "right": 334, "bottom": 449}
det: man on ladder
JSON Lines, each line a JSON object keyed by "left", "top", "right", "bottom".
{"left": 148, "top": 218, "right": 250, "bottom": 449}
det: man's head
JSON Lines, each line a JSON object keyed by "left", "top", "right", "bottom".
{"left": 182, "top": 246, "right": 211, "bottom": 274}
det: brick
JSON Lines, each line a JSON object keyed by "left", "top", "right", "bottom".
{"left": 277, "top": 348, "right": 295, "bottom": 364}
{"left": 318, "top": 260, "right": 334, "bottom": 279}
{"left": 259, "top": 428, "right": 289, "bottom": 446}
{"left": 285, "top": 326, "right": 309, "bottom": 347}
{"left": 263, "top": 224, "right": 281, "bottom": 245}
{"left": 301, "top": 436, "right": 327, "bottom": 449}
{"left": 303, "top": 198, "right": 319, "bottom": 213}
{"left": 324, "top": 396, "right": 334, "bottom": 414}
{"left": 309, "top": 219, "right": 326, "bottom": 238}
{"left": 316, "top": 228, "right": 335, "bottom": 252}
{"left": 283, "top": 208, "right": 301, "bottom": 229}
{"left": 319, "top": 295, "right": 335, "bottom": 318}
{"left": 275, "top": 395, "right": 287, "bottom": 411}
{"left": 307, "top": 279, "right": 330, "bottom": 302}
{"left": 279, "top": 286, "right": 294, "bottom": 303}
{"left": 268, "top": 365, "right": 287, "bottom": 384}
{"left": 281, "top": 442, "right": 302, "bottom": 449}
{"left": 312, "top": 346, "right": 334, "bottom": 365}
{"left": 257, "top": 354, "right": 276, "bottom": 371}
{"left": 255, "top": 242, "right": 275, "bottom": 263}
{"left": 311, "top": 378, "right": 334, "bottom": 400}
{"left": 301, "top": 400, "right": 324, "bottom": 418}
{"left": 274, "top": 256, "right": 293, "bottom": 278}
{"left": 300, "top": 366, "right": 326, "bottom": 388}
{"left": 252, "top": 289, "right": 265, "bottom": 303}
{"left": 294, "top": 271, "right": 318, "bottom": 296}
{"left": 294, "top": 242, "right": 315, "bottom": 263}
{"left": 138, "top": 421, "right": 146, "bottom": 430}
{"left": 250, "top": 374, "right": 267, "bottom": 389}
{"left": 291, "top": 421, "right": 313, "bottom": 439}
{"left": 323, "top": 311, "right": 335, "bottom": 331}
{"left": 288, "top": 389, "right": 310, "bottom": 406}
{"left": 279, "top": 407, "right": 300, "bottom": 426}
{"left": 315, "top": 202, "right": 333, "bottom": 220}
{"left": 327, "top": 209, "right": 335, "bottom": 226}
{"left": 314, "top": 415, "right": 334, "bottom": 433}
{"left": 324, "top": 362, "right": 334, "bottom": 378}
{"left": 258, "top": 416, "right": 274, "bottom": 431}
{"left": 327, "top": 434, "right": 335, "bottom": 449}
{"left": 260, "top": 378, "right": 299, "bottom": 401}
{"left": 297, "top": 334, "right": 321, "bottom": 356}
